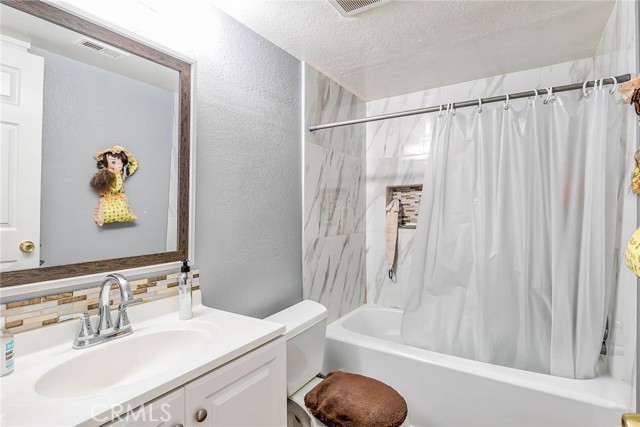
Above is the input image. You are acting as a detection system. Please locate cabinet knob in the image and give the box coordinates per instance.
[195,409,208,422]
[174,424,184,427]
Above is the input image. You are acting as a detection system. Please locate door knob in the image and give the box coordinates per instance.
[195,408,207,422]
[19,240,35,253]
[623,414,640,427]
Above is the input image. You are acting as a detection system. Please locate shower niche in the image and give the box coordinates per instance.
[385,185,422,229]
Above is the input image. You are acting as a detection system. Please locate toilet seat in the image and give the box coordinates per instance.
[288,377,327,427]
[289,376,412,427]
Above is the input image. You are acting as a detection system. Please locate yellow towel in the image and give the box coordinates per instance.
[624,227,640,277]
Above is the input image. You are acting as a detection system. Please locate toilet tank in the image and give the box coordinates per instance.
[265,300,328,396]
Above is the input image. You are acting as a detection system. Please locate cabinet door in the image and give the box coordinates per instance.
[185,337,286,427]
[102,388,185,427]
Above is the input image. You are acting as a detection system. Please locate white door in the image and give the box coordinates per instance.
[0,39,44,271]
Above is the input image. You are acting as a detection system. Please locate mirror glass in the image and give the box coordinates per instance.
[0,1,191,287]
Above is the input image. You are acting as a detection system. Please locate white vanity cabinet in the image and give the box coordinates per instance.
[103,389,186,427]
[1,295,287,427]
[185,337,286,426]
[102,337,286,427]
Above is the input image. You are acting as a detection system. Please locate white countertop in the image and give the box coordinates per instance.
[0,291,285,427]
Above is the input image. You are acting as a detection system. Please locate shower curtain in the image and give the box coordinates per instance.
[401,86,626,379]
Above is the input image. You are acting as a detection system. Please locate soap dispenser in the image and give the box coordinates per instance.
[178,260,193,320]
[1,317,14,376]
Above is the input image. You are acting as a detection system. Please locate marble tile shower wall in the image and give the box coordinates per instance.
[304,64,366,322]
[366,58,595,308]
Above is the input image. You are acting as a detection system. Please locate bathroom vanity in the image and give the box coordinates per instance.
[0,292,287,427]
[104,338,284,427]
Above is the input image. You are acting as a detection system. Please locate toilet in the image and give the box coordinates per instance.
[265,300,329,427]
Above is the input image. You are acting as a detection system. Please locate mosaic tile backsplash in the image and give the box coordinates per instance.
[0,270,200,334]
[388,185,423,227]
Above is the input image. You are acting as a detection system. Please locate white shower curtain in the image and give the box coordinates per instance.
[401,86,625,379]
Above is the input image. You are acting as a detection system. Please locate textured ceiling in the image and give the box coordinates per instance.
[211,0,615,101]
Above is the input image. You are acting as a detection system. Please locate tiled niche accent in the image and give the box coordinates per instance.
[387,185,423,228]
[0,270,200,334]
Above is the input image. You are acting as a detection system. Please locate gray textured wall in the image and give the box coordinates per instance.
[101,3,304,317]
[33,47,175,268]
[189,8,303,317]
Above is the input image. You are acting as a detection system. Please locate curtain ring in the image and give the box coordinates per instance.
[504,94,510,110]
[609,76,618,94]
[477,98,483,113]
[544,87,554,104]
[450,102,456,116]
[437,104,443,118]
[530,89,539,105]
[583,80,592,98]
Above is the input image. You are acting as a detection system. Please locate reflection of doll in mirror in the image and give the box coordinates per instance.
[90,145,138,226]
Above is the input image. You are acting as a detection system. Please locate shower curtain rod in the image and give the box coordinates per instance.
[308,74,632,132]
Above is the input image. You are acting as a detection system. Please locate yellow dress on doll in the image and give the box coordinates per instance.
[93,172,137,226]
[90,145,138,226]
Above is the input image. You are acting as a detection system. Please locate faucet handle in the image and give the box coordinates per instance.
[59,311,95,338]
[121,297,143,308]
[114,298,143,330]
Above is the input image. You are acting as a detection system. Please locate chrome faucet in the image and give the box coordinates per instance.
[60,273,142,349]
[97,273,138,333]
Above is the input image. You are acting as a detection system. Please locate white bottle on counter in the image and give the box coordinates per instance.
[1,317,14,376]
[178,260,193,320]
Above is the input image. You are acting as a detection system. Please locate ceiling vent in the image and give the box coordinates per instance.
[327,0,390,17]
[74,37,129,60]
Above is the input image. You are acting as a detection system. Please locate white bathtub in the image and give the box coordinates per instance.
[322,305,628,427]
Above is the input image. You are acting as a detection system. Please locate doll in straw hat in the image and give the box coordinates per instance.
[90,144,138,226]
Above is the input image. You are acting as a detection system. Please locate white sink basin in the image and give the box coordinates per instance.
[35,329,208,398]
[1,293,285,427]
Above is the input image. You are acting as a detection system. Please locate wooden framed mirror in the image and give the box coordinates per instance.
[0,0,191,287]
